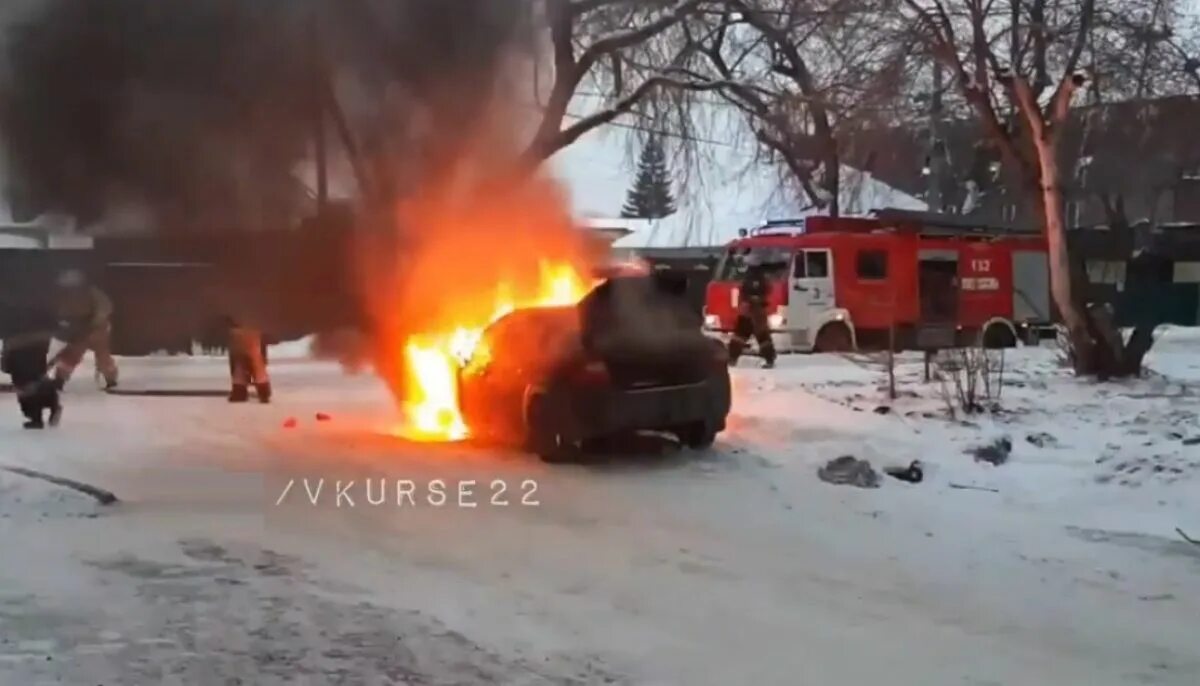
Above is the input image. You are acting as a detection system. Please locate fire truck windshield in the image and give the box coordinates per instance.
[714,247,791,282]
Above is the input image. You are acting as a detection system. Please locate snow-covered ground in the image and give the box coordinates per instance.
[2,332,1199,684]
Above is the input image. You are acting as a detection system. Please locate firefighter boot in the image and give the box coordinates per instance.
[761,344,777,369]
[228,384,250,403]
[255,382,272,404]
[48,401,63,427]
[22,406,44,430]
[18,388,44,428]
[727,337,747,367]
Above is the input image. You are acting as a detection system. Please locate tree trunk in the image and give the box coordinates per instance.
[1033,131,1157,378]
[823,143,840,218]
[1031,131,1096,374]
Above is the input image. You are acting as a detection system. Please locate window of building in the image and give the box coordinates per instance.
[1173,261,1200,283]
[1085,260,1126,285]
[856,250,888,280]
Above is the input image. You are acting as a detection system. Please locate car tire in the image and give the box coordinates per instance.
[581,436,617,454]
[680,421,718,450]
[526,393,575,463]
[535,434,577,463]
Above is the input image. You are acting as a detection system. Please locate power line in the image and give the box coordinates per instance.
[562,111,739,146]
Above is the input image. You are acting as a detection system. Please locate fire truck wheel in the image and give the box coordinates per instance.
[981,322,1018,349]
[814,323,853,353]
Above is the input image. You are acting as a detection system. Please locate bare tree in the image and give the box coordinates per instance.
[1090,0,1200,98]
[670,0,916,215]
[900,0,1172,378]
[522,0,710,165]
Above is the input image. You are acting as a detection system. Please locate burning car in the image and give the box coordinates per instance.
[456,272,732,462]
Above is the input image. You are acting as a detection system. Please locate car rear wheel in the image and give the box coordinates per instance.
[680,421,718,450]
[534,433,578,463]
[526,393,577,463]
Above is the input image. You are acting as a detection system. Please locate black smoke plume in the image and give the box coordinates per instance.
[0,0,537,232]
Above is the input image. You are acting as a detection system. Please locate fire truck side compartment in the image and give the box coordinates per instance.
[1012,250,1051,322]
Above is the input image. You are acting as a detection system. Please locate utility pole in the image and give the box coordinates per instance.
[310,12,328,215]
[928,61,947,214]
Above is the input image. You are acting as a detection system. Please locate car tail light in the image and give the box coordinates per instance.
[572,359,611,385]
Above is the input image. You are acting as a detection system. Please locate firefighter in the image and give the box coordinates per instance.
[2,306,63,429]
[727,253,777,369]
[52,270,119,390]
[225,316,272,403]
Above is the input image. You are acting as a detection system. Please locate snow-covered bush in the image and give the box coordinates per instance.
[933,346,1005,419]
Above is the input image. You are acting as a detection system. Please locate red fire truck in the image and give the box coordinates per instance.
[702,210,1054,353]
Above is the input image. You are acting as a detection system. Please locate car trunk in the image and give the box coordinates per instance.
[578,274,718,388]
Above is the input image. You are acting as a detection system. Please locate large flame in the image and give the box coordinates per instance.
[352,153,611,443]
[396,260,593,441]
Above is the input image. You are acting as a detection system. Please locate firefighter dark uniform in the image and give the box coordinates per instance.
[2,309,63,429]
[226,317,272,403]
[728,263,777,368]
[52,271,119,389]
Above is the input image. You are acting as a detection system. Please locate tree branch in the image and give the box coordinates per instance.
[755,128,826,209]
[523,74,729,164]
[906,0,1033,180]
[1045,0,1094,125]
[577,0,702,74]
[1010,75,1046,140]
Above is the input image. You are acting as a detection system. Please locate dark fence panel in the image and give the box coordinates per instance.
[3,222,363,355]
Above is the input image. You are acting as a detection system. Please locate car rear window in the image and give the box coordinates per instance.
[481,307,578,362]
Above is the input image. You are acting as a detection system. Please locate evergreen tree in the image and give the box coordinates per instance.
[620,137,677,219]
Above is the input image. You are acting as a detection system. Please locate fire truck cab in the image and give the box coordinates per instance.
[703,212,1053,353]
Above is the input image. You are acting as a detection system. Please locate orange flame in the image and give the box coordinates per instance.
[395,260,593,441]
[353,163,610,443]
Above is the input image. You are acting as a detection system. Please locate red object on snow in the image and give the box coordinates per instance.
[315,412,331,422]
[283,418,298,429]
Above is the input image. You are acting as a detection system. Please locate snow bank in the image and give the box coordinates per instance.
[269,336,316,360]
[0,470,102,522]
[747,340,1200,540]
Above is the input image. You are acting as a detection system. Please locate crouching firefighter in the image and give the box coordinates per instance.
[225,317,272,403]
[52,270,119,390]
[727,255,777,369]
[2,308,63,429]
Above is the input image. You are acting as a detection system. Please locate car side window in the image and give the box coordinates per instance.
[792,252,806,278]
[805,251,829,278]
